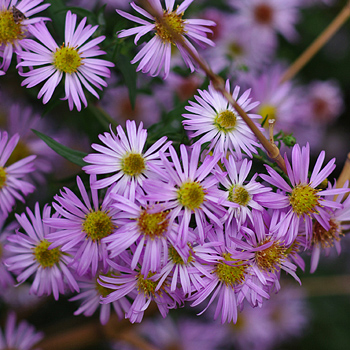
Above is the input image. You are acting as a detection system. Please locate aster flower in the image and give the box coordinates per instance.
[5,203,79,300]
[309,182,350,273]
[83,120,170,202]
[259,143,348,244]
[182,80,261,159]
[230,0,300,47]
[0,312,43,350]
[17,11,114,111]
[0,0,50,72]
[143,143,226,246]
[70,268,131,325]
[99,258,182,323]
[0,131,36,216]
[116,0,215,79]
[45,175,119,277]
[217,156,271,229]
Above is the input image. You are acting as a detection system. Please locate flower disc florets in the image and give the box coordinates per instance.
[137,272,159,297]
[259,104,277,123]
[254,4,274,24]
[137,209,169,238]
[215,254,246,286]
[121,152,146,177]
[229,185,251,206]
[34,239,61,268]
[82,210,114,241]
[96,272,115,298]
[255,240,286,271]
[177,181,206,211]
[312,219,342,249]
[0,9,24,44]
[0,167,7,189]
[289,184,320,216]
[214,110,237,133]
[155,10,185,44]
[168,245,193,265]
[53,44,82,74]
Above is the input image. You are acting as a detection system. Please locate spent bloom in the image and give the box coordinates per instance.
[17,10,114,111]
[182,80,261,159]
[5,203,79,300]
[0,131,36,216]
[0,0,50,72]
[117,0,215,79]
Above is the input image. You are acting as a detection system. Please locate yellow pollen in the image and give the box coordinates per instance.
[155,10,185,44]
[177,181,206,211]
[136,272,159,297]
[33,240,61,268]
[0,167,7,189]
[214,253,246,286]
[312,219,342,249]
[0,9,25,45]
[214,110,237,133]
[255,240,286,271]
[168,245,193,265]
[259,104,277,126]
[121,152,146,177]
[289,184,320,217]
[228,185,250,206]
[53,43,82,74]
[82,210,114,241]
[137,209,169,238]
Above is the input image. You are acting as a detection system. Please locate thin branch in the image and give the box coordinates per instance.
[281,1,350,83]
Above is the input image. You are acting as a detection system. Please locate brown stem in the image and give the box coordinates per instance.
[280,1,350,83]
[136,0,287,174]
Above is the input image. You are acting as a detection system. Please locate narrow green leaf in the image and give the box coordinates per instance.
[32,130,88,167]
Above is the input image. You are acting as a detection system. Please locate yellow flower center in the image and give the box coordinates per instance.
[34,240,61,268]
[312,218,342,249]
[155,10,185,44]
[214,110,237,133]
[96,271,115,297]
[168,245,193,265]
[0,9,25,45]
[214,253,246,286]
[228,185,250,206]
[289,184,320,217]
[255,240,286,271]
[53,44,82,74]
[137,209,169,238]
[228,42,244,58]
[82,210,114,241]
[0,167,7,189]
[259,104,277,126]
[121,152,146,177]
[177,181,206,211]
[136,272,159,297]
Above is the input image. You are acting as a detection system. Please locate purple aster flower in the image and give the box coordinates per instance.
[70,268,131,325]
[99,258,182,323]
[0,312,43,350]
[83,120,170,202]
[309,182,350,273]
[230,0,300,47]
[217,156,271,229]
[259,143,348,244]
[0,131,36,216]
[182,80,261,159]
[17,10,114,111]
[188,240,269,324]
[116,0,215,79]
[5,203,79,300]
[0,0,50,72]
[103,193,179,276]
[143,143,225,246]
[45,175,119,277]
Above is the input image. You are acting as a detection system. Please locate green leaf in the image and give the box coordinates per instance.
[32,130,88,167]
[115,53,137,109]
